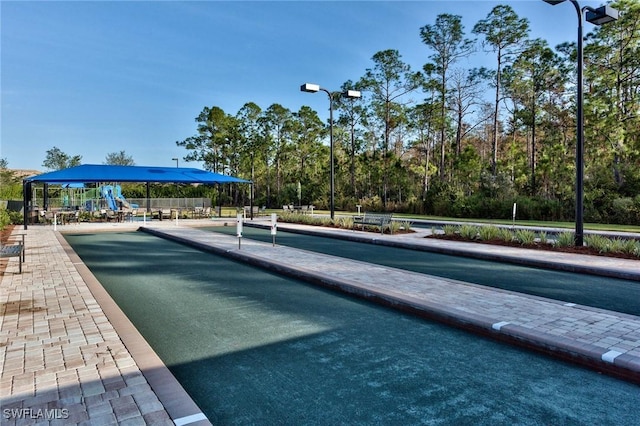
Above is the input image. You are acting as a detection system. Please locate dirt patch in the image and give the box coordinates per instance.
[427,233,640,260]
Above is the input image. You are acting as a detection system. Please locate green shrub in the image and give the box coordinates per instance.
[583,235,640,255]
[538,231,548,245]
[621,239,640,257]
[478,225,500,241]
[610,197,640,225]
[515,229,536,245]
[9,211,22,225]
[320,217,334,227]
[384,220,412,234]
[607,238,628,254]
[496,227,514,243]
[442,225,457,236]
[555,232,575,247]
[358,196,384,212]
[399,220,412,231]
[0,209,10,229]
[337,216,354,229]
[459,224,479,240]
[387,220,403,234]
[585,234,610,253]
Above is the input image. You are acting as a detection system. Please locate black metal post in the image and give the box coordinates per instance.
[302,83,360,220]
[544,1,619,245]
[573,0,585,247]
[326,90,335,220]
[314,88,336,220]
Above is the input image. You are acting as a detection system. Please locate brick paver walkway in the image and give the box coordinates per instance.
[1,224,210,426]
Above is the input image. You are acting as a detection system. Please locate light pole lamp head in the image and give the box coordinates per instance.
[342,90,361,99]
[542,0,565,5]
[586,5,619,25]
[300,83,320,93]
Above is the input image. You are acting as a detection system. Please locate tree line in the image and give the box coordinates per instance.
[4,2,638,225]
[174,1,639,224]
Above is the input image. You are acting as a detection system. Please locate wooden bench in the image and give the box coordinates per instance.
[353,212,394,234]
[1,237,24,274]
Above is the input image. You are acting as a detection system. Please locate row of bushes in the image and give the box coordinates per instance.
[333,193,640,226]
[278,212,413,234]
[0,209,23,229]
[440,224,640,258]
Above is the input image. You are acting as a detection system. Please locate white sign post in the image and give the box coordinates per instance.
[270,213,277,246]
[512,203,517,228]
[237,213,243,249]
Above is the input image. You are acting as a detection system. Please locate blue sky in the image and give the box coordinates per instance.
[1,0,608,171]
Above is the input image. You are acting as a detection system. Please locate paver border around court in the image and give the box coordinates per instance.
[55,233,212,426]
[0,224,212,426]
[242,221,640,282]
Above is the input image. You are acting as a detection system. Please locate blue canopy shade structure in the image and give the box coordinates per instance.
[24,164,250,184]
[22,164,252,229]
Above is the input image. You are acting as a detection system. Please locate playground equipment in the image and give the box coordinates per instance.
[99,185,138,210]
[83,185,138,212]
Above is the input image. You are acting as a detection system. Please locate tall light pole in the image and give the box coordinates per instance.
[301,83,361,219]
[171,157,179,193]
[542,1,618,246]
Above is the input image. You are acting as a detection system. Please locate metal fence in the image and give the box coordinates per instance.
[126,198,212,210]
[35,197,211,211]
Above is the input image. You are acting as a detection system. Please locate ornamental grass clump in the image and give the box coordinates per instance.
[584,234,610,253]
[399,220,413,232]
[281,213,307,224]
[478,225,500,241]
[387,220,403,234]
[622,239,640,257]
[607,237,629,254]
[443,225,457,236]
[459,224,480,240]
[514,229,536,245]
[320,217,334,227]
[337,216,354,229]
[496,227,514,243]
[538,231,549,245]
[585,235,640,256]
[555,232,575,247]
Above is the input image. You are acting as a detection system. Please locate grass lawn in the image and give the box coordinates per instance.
[259,208,640,234]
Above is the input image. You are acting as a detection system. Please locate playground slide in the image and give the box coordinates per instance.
[114,185,138,209]
[97,185,139,210]
[101,186,118,210]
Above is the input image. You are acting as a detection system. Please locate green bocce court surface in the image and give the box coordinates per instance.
[208,225,640,316]
[64,231,640,425]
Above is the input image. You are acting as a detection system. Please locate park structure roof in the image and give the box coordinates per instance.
[24,164,250,184]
